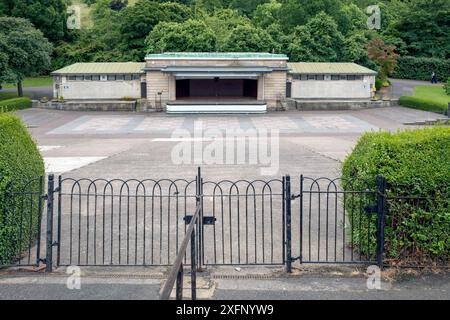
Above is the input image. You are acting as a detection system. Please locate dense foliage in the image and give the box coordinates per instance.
[444,78,450,96]
[1,0,449,79]
[0,114,45,265]
[0,97,32,113]
[392,56,450,82]
[342,128,450,265]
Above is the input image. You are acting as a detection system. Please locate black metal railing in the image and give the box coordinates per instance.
[2,169,447,273]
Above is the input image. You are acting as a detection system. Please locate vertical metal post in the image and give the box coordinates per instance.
[36,176,43,265]
[376,175,387,269]
[299,175,303,264]
[56,176,62,267]
[285,175,292,273]
[176,263,183,300]
[196,167,202,270]
[45,175,54,272]
[191,227,197,300]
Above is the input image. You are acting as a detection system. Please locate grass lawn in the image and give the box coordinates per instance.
[2,77,52,89]
[0,91,32,101]
[399,85,449,114]
[413,85,449,105]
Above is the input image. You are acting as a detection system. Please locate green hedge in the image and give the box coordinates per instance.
[0,98,32,113]
[342,127,450,265]
[398,96,448,114]
[392,56,450,81]
[0,114,45,265]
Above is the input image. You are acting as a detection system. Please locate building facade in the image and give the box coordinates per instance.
[287,62,377,99]
[51,54,377,113]
[52,62,146,100]
[144,52,288,112]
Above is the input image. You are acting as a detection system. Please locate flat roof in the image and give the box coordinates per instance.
[145,52,289,60]
[288,62,377,75]
[52,62,146,75]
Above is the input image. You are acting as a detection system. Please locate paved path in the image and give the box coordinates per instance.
[0,86,53,100]
[389,78,443,99]
[0,270,448,300]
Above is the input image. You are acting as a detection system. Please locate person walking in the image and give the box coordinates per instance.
[431,72,438,84]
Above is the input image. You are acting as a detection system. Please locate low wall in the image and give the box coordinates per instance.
[32,100,137,112]
[288,99,393,111]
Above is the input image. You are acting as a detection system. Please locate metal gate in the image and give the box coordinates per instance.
[1,169,390,272]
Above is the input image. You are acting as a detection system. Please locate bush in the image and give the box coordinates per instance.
[342,128,450,265]
[0,114,45,264]
[392,56,450,81]
[0,98,32,113]
[444,77,450,96]
[398,96,447,113]
[375,77,382,91]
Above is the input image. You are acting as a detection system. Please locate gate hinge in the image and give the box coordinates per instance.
[289,256,301,262]
[291,194,301,200]
[42,194,48,200]
[52,241,59,247]
[184,215,216,225]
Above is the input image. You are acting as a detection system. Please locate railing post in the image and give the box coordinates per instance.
[45,174,55,272]
[196,166,203,270]
[176,263,183,300]
[36,176,44,265]
[285,175,292,273]
[191,227,197,300]
[56,176,62,267]
[376,175,387,269]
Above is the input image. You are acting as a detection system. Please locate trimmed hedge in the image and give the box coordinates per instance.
[392,56,450,81]
[0,114,45,264]
[342,127,450,265]
[0,97,32,113]
[398,96,448,114]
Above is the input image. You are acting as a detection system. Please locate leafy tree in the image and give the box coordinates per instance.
[288,12,345,62]
[335,3,367,36]
[146,19,216,53]
[118,0,193,60]
[366,38,399,82]
[203,8,251,51]
[4,0,68,42]
[252,0,281,29]
[228,0,269,15]
[0,17,53,96]
[393,0,450,58]
[342,31,370,63]
[279,0,344,30]
[222,23,275,52]
[109,0,128,11]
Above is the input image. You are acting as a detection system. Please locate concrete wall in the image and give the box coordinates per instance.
[263,71,287,109]
[33,100,137,111]
[291,75,375,99]
[55,76,141,100]
[146,71,170,108]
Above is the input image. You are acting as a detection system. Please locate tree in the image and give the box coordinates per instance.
[252,0,281,29]
[287,12,345,62]
[109,0,128,11]
[145,19,217,53]
[279,0,344,30]
[0,17,53,96]
[393,0,450,58]
[4,0,68,43]
[118,0,193,60]
[366,38,399,82]
[222,23,275,52]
